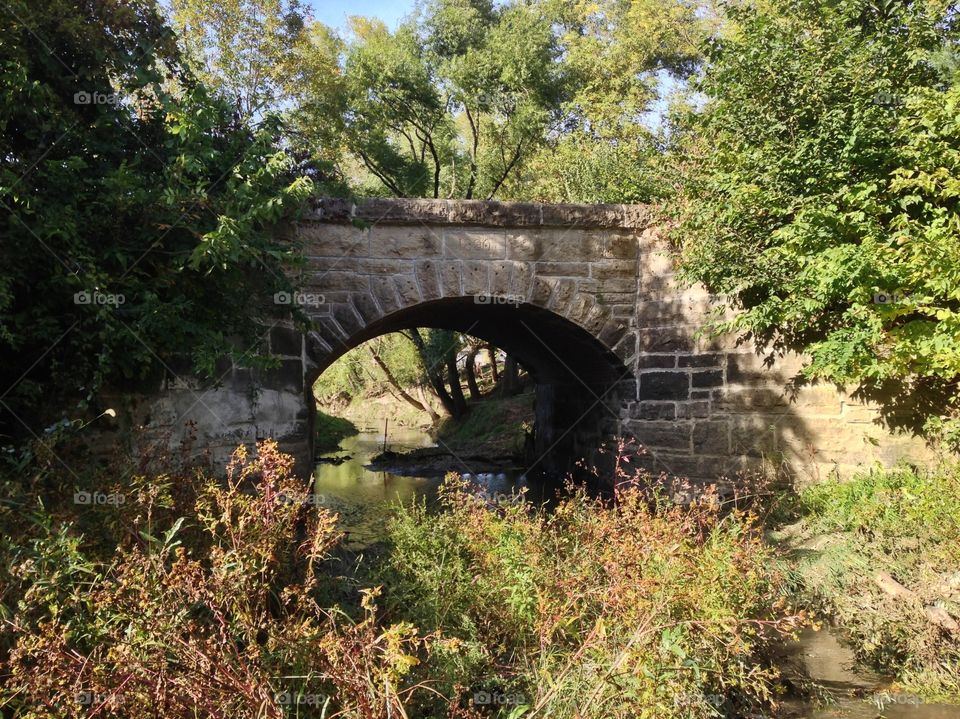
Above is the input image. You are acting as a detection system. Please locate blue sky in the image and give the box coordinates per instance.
[307,0,416,34]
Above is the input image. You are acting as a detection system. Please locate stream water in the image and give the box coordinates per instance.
[312,427,528,548]
[313,428,960,719]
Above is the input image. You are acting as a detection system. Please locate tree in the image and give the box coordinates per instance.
[167,0,309,121]
[501,0,710,203]
[0,0,311,439]
[293,0,569,199]
[670,0,960,442]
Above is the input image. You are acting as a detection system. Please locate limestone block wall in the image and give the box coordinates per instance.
[119,198,940,485]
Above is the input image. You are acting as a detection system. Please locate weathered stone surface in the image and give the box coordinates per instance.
[679,353,722,368]
[393,275,421,306]
[639,371,690,401]
[415,260,441,301]
[691,370,724,388]
[632,420,692,450]
[462,260,489,296]
[438,261,462,296]
[444,228,507,259]
[369,277,401,314]
[637,355,677,369]
[368,225,442,258]
[692,420,730,455]
[630,401,676,420]
[136,199,942,485]
[637,328,696,353]
[270,326,301,357]
[677,401,711,419]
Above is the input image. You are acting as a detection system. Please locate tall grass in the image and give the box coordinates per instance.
[0,437,806,718]
[790,463,960,700]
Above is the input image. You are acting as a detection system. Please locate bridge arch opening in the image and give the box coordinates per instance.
[304,298,633,479]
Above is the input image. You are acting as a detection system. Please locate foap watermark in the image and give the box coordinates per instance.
[273,291,325,308]
[873,691,921,709]
[275,691,329,706]
[76,690,126,706]
[475,293,523,307]
[873,290,913,304]
[74,490,125,506]
[872,91,903,110]
[473,690,526,706]
[74,289,125,306]
[274,491,329,507]
[73,90,122,106]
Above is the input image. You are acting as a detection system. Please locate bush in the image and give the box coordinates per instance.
[378,471,806,718]
[1,437,807,718]
[790,463,960,700]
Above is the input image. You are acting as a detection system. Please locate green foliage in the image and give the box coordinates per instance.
[313,332,427,404]
[0,0,312,438]
[671,0,960,440]
[378,472,806,718]
[313,410,358,453]
[502,0,709,202]
[789,463,960,699]
[168,0,309,119]
[294,0,569,199]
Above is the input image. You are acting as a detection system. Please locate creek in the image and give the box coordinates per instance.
[313,427,960,719]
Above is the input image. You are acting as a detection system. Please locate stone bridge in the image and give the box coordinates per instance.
[137,198,936,484]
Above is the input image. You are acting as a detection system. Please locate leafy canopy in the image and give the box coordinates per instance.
[0,0,311,436]
[671,0,960,439]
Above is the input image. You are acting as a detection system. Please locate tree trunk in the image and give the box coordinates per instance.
[500,354,520,396]
[367,346,431,415]
[417,385,441,424]
[446,350,468,418]
[487,346,499,383]
[464,349,481,401]
[406,329,458,417]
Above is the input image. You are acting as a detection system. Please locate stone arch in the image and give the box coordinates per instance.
[301,297,634,478]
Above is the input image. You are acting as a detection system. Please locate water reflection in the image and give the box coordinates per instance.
[313,427,527,548]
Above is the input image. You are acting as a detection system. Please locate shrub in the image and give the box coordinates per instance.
[791,463,960,700]
[378,469,807,718]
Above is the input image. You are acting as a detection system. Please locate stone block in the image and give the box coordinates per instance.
[536,261,590,277]
[630,401,676,420]
[438,261,462,296]
[415,260,441,301]
[368,225,442,258]
[330,303,364,338]
[637,354,677,369]
[546,278,577,314]
[639,371,690,400]
[591,260,636,280]
[691,369,724,388]
[729,416,779,458]
[692,420,730,455]
[637,327,696,353]
[310,271,369,293]
[678,353,722,368]
[444,227,507,259]
[677,401,710,419]
[298,223,369,257]
[632,420,691,450]
[598,231,640,260]
[370,277,401,314]
[351,292,382,326]
[270,326,301,357]
[394,275,421,307]
[462,260,489,296]
[490,261,513,296]
[507,229,547,261]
